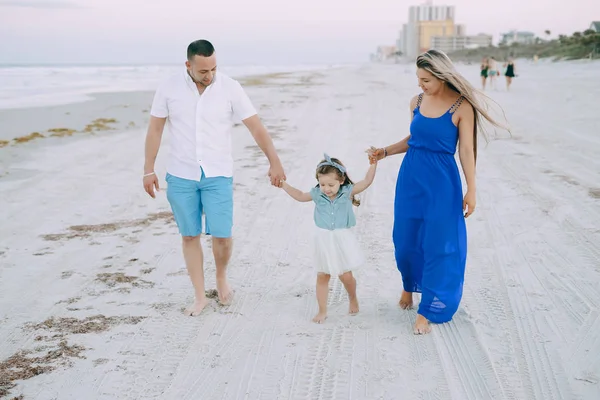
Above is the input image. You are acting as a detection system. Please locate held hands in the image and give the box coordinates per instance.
[366,146,385,165]
[463,190,476,218]
[268,161,286,187]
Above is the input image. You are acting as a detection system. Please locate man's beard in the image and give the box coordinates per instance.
[187,70,213,87]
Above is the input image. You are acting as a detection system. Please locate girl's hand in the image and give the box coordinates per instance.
[463,190,476,218]
[366,146,385,164]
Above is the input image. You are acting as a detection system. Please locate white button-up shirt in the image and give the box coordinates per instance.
[150,70,257,180]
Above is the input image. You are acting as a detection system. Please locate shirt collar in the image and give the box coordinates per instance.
[184,69,218,92]
[317,185,347,200]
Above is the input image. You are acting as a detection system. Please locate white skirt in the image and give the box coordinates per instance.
[312,227,365,276]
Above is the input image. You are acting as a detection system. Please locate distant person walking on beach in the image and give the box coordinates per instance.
[367,50,505,335]
[487,56,499,90]
[143,39,286,316]
[278,154,377,323]
[504,58,516,91]
[480,57,489,90]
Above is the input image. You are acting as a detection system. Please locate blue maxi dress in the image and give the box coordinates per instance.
[393,94,467,324]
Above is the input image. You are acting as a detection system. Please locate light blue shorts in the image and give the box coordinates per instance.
[165,169,233,238]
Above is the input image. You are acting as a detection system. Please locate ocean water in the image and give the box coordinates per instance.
[0,64,336,110]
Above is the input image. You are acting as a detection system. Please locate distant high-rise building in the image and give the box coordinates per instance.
[499,30,536,46]
[455,24,466,37]
[431,33,493,54]
[409,4,455,23]
[396,27,405,55]
[417,19,456,54]
[395,3,494,60]
[402,3,456,59]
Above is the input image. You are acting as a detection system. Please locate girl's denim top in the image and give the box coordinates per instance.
[310,184,356,230]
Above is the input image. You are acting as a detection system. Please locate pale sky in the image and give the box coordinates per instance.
[0,0,598,65]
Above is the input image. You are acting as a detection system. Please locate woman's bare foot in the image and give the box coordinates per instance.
[185,297,210,316]
[216,279,234,306]
[399,291,413,309]
[349,296,359,315]
[413,314,432,335]
[312,312,327,324]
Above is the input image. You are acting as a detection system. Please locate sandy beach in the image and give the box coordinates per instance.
[1,60,599,400]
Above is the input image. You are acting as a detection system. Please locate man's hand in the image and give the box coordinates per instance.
[143,173,160,198]
[268,162,286,187]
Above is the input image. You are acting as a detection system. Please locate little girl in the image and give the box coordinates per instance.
[280,153,377,323]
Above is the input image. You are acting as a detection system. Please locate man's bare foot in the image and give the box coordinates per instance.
[312,312,327,324]
[413,314,432,335]
[185,297,210,316]
[349,297,359,315]
[216,279,234,306]
[399,291,413,310]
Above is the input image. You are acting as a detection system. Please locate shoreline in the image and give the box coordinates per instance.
[0,66,340,149]
[0,90,155,146]
[0,63,343,111]
[0,67,337,179]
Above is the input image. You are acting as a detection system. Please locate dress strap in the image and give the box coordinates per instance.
[448,96,464,114]
[416,93,424,108]
[413,93,423,111]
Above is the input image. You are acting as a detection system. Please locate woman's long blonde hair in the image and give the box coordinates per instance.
[416,49,509,162]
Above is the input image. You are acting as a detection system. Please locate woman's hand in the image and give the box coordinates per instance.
[366,146,385,164]
[463,190,476,218]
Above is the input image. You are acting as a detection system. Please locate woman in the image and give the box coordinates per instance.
[480,57,489,90]
[504,58,516,91]
[367,50,505,335]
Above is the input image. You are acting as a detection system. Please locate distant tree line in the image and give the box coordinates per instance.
[446,28,600,62]
[550,29,600,59]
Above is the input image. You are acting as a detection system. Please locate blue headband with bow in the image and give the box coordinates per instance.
[317,153,346,174]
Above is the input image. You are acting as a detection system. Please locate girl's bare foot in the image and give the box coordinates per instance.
[338,272,358,315]
[413,314,431,335]
[399,291,413,309]
[185,297,210,316]
[216,279,234,306]
[312,312,327,324]
[349,297,359,315]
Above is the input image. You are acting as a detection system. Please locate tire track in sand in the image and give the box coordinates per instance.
[496,151,600,352]
[483,194,574,399]
[434,313,506,400]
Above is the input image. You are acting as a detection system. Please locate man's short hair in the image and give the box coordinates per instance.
[187,40,215,60]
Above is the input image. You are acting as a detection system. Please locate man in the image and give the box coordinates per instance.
[142,39,286,316]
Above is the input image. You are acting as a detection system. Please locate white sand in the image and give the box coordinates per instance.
[1,61,599,399]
